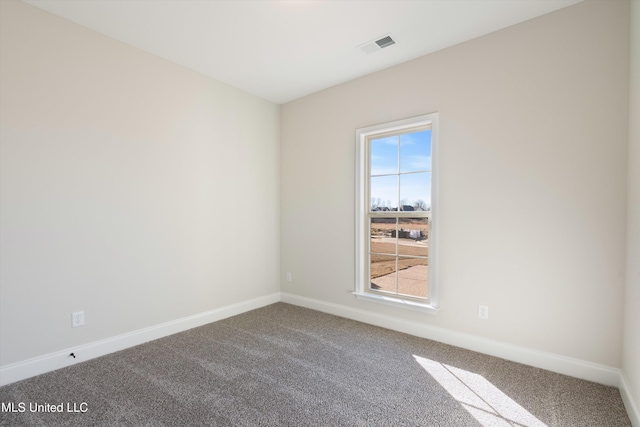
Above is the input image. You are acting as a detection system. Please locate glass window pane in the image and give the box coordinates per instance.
[370,254,396,294]
[400,172,430,211]
[398,218,428,257]
[370,218,396,255]
[400,130,431,173]
[370,136,398,176]
[370,175,398,211]
[397,257,428,298]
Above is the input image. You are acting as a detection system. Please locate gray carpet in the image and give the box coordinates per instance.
[0,303,632,426]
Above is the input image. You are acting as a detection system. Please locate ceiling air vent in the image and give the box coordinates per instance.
[359,34,396,54]
[375,36,395,49]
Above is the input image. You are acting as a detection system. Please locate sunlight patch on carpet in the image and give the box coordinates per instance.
[414,355,548,427]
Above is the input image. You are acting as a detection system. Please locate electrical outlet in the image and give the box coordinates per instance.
[286,272,292,282]
[72,311,84,328]
[478,305,489,320]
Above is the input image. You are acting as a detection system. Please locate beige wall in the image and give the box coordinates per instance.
[0,0,280,365]
[281,0,630,367]
[624,0,640,414]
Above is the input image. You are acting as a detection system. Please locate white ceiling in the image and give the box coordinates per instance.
[24,0,583,105]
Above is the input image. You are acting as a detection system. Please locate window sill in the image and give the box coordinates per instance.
[352,292,439,314]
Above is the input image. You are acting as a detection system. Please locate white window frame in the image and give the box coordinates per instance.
[354,113,439,314]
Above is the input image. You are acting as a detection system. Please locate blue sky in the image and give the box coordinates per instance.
[370,129,432,210]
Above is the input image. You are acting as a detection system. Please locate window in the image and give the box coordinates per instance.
[355,114,439,313]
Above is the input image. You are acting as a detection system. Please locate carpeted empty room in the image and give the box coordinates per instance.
[1,0,639,426]
[0,303,632,426]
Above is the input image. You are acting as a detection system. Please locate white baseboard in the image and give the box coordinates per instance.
[280,292,621,387]
[0,292,280,386]
[620,373,640,427]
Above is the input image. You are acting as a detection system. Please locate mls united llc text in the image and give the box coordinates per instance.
[1,402,88,413]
